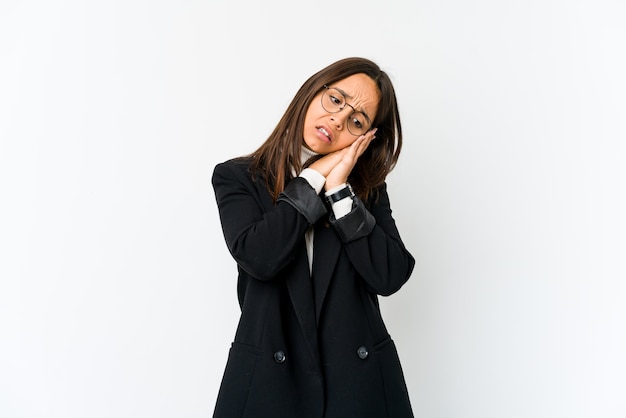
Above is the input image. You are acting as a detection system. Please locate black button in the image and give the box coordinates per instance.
[357,346,368,360]
[274,350,286,363]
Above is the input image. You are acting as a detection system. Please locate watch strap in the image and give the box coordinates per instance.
[326,183,355,204]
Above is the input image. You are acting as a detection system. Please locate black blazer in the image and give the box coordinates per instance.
[212,157,415,418]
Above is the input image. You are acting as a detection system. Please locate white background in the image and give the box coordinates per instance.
[1,0,625,417]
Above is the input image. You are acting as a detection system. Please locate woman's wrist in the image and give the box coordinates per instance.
[324,174,349,191]
[325,183,354,204]
[299,168,326,194]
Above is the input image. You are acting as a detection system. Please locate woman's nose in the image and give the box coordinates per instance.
[329,107,351,129]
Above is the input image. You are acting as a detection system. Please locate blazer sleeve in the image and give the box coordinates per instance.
[212,160,326,281]
[330,183,415,296]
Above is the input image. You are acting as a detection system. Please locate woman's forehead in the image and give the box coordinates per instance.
[330,74,380,111]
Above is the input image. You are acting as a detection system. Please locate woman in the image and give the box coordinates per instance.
[212,57,415,417]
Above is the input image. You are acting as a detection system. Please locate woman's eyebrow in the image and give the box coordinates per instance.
[333,87,353,100]
[333,86,372,121]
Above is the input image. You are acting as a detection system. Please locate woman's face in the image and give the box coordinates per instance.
[303,73,380,154]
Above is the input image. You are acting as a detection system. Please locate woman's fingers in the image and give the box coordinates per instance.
[350,127,377,159]
[325,129,377,189]
[311,128,377,187]
[308,148,348,176]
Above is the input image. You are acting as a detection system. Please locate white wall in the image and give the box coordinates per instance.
[1,1,624,417]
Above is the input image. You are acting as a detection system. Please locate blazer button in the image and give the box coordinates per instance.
[273,350,286,363]
[357,346,369,360]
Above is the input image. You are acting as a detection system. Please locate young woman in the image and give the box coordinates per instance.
[212,57,415,417]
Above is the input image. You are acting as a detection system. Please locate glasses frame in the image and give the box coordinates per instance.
[321,85,372,136]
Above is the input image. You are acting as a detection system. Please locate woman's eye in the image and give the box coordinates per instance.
[352,117,363,128]
[330,95,342,105]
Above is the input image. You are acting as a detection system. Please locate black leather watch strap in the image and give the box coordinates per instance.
[326,183,355,204]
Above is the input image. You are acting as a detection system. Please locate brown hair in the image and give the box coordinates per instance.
[248,57,403,202]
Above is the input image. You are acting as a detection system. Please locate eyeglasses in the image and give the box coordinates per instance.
[321,85,372,136]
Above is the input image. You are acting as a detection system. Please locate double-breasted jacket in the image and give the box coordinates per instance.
[211,157,415,417]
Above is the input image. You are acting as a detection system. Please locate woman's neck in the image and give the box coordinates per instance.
[301,145,318,163]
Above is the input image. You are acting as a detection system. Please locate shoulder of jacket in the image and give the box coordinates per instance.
[214,156,253,175]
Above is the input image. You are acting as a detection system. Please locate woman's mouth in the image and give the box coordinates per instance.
[318,127,331,141]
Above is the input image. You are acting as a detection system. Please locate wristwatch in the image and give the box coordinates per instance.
[326,183,355,204]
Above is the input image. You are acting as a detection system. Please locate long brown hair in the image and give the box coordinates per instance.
[248,57,403,202]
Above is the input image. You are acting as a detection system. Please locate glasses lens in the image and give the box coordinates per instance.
[348,112,368,136]
[322,88,344,113]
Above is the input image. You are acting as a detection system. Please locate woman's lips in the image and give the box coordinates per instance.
[317,127,332,143]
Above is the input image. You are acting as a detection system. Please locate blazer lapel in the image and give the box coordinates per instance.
[312,221,341,323]
[285,243,322,368]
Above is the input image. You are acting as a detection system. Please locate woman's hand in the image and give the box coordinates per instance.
[308,148,349,178]
[319,128,377,190]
